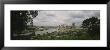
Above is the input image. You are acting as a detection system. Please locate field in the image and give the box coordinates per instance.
[13,26,100,40]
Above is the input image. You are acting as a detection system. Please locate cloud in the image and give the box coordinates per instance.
[33,10,100,26]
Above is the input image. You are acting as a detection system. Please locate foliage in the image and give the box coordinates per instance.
[81,17,100,36]
[15,28,99,40]
[11,10,38,40]
[30,30,98,40]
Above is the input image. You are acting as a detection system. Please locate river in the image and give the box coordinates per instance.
[35,28,58,35]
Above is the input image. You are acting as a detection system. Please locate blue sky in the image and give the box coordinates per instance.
[33,10,100,26]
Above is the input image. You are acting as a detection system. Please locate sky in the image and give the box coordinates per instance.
[33,10,100,26]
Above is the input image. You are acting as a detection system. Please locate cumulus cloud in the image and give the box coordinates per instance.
[33,10,100,26]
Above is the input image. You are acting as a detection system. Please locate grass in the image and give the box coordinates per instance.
[31,28,99,40]
[12,27,100,40]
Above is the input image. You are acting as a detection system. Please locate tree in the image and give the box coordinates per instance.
[27,10,38,26]
[81,17,100,36]
[11,11,27,33]
[11,10,38,40]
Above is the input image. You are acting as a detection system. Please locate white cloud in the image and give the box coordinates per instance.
[33,10,100,26]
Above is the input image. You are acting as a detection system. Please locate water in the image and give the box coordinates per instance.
[35,28,58,35]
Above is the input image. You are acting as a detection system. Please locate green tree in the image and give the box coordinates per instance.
[11,10,38,40]
[27,10,38,26]
[81,17,100,36]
